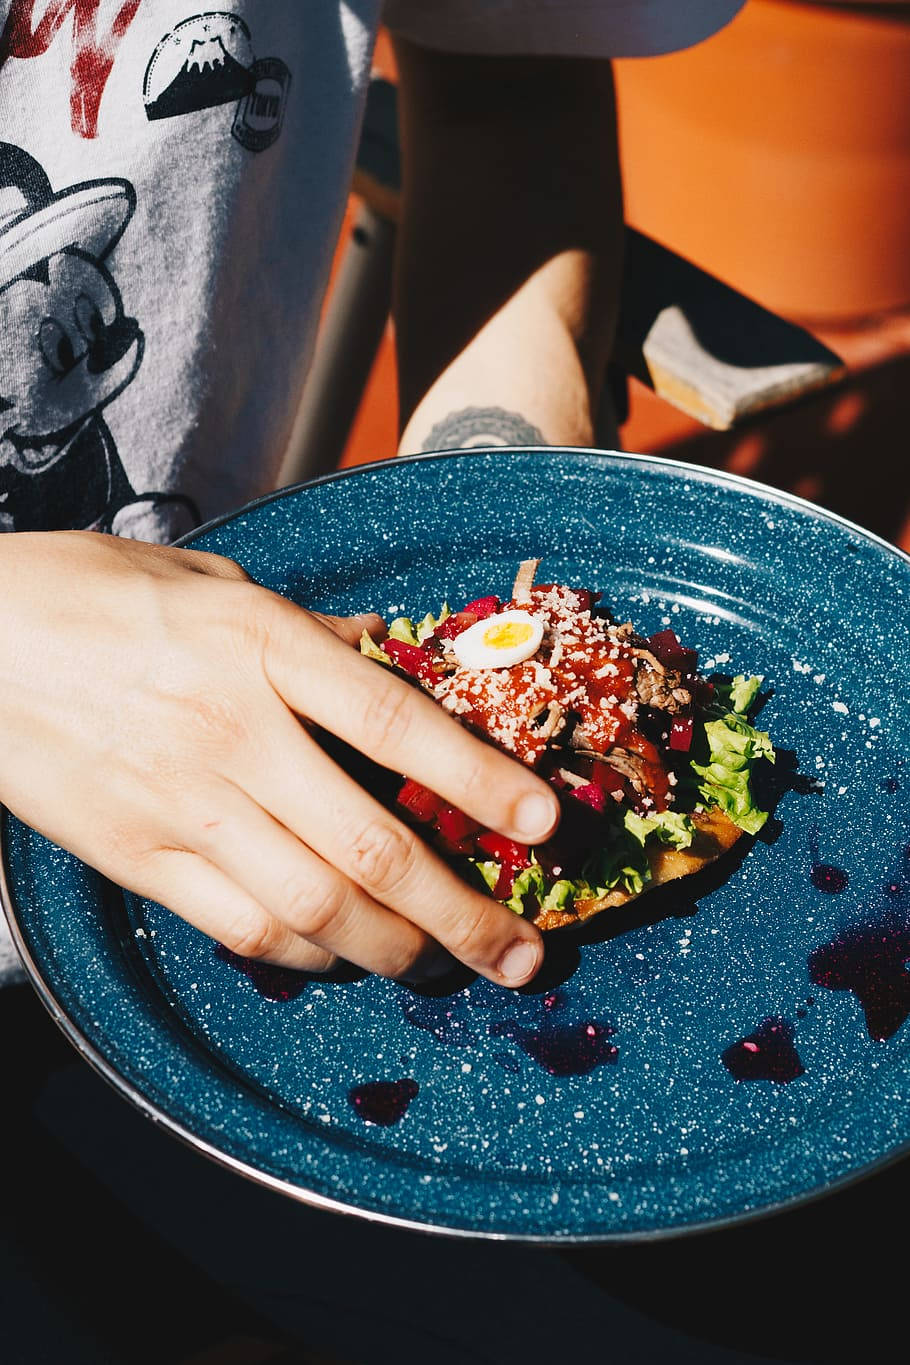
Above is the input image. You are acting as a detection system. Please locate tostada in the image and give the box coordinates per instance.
[360,560,775,930]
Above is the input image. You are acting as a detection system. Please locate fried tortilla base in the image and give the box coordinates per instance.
[532,806,743,931]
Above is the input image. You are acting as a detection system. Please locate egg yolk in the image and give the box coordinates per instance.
[482,621,535,651]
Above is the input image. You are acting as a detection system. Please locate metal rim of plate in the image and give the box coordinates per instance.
[2,445,909,1245]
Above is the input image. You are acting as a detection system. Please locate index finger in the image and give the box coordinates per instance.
[264,600,560,845]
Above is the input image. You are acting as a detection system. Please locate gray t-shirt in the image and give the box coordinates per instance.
[0,0,742,982]
[0,1,382,542]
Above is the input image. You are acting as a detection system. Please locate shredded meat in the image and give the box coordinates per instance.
[628,646,666,673]
[534,700,566,741]
[595,746,652,795]
[635,661,692,713]
[557,766,589,789]
[566,743,652,796]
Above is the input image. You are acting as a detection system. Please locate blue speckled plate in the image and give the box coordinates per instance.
[4,448,910,1242]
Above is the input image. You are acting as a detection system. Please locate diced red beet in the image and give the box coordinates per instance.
[648,629,698,676]
[437,834,476,856]
[437,834,477,856]
[434,611,479,640]
[435,806,482,845]
[669,716,695,752]
[567,782,608,812]
[461,595,500,618]
[694,679,715,707]
[397,779,445,823]
[476,832,531,869]
[492,864,514,898]
[382,639,439,682]
[648,628,681,661]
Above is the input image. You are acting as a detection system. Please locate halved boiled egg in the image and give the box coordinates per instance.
[452,610,544,669]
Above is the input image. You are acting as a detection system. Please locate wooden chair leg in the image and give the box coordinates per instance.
[280,202,397,486]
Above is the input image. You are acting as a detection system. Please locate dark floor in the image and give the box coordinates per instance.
[3,980,910,1365]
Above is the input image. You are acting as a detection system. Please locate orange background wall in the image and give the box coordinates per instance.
[324,26,910,554]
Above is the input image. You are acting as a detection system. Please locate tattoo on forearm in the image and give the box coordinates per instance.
[420,407,547,452]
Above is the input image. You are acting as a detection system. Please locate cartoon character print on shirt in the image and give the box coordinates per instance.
[143,12,291,152]
[0,142,199,539]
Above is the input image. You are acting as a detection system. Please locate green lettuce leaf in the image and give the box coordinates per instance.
[416,604,450,643]
[582,830,649,898]
[473,860,501,893]
[714,673,764,715]
[359,630,391,665]
[505,864,548,916]
[540,879,576,913]
[388,617,419,645]
[624,808,695,850]
[691,711,775,835]
[477,805,695,916]
[387,604,451,646]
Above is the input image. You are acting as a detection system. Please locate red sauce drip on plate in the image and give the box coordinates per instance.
[810,862,849,894]
[348,1079,419,1126]
[808,830,849,894]
[489,1016,618,1075]
[722,1017,805,1083]
[214,944,310,1001]
[808,922,910,1041]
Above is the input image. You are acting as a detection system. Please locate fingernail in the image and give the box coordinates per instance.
[497,939,541,985]
[513,791,559,841]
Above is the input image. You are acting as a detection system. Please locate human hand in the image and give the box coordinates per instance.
[0,533,559,986]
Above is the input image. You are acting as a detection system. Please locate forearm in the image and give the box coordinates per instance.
[398,250,609,452]
[391,39,624,453]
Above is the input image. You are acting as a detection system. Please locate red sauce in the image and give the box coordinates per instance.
[434,584,674,809]
[446,660,560,767]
